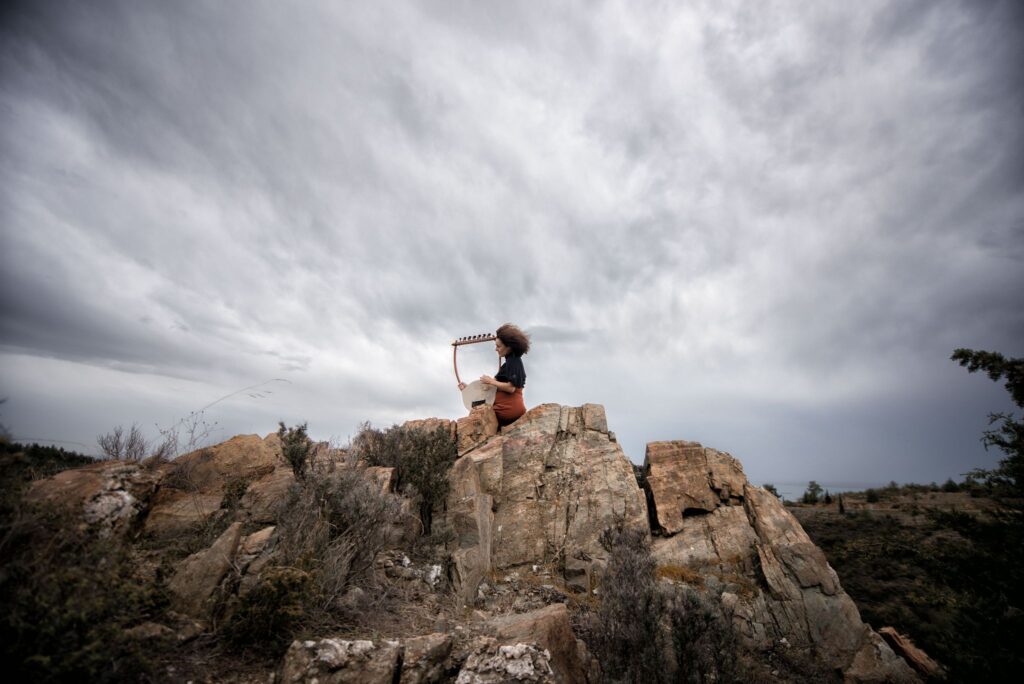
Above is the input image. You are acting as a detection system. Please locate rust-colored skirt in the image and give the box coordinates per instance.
[493,387,526,426]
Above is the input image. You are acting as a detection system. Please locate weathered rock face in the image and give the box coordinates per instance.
[483,604,595,684]
[145,433,284,536]
[456,642,555,683]
[279,638,403,684]
[167,521,244,619]
[25,460,160,535]
[644,441,918,683]
[445,403,648,599]
[878,627,945,680]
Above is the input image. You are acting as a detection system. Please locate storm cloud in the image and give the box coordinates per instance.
[2,0,1022,486]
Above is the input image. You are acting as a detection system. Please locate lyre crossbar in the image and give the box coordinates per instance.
[451,333,498,386]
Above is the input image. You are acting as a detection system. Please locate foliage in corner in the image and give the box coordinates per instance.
[0,505,167,682]
[952,348,1024,498]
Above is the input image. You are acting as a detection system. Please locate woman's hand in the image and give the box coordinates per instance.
[479,375,495,386]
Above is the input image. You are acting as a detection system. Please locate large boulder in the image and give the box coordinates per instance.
[167,521,243,619]
[456,406,499,455]
[144,433,283,537]
[400,632,454,684]
[445,403,648,600]
[456,641,555,683]
[644,441,918,683]
[25,460,161,536]
[279,638,403,684]
[483,604,595,684]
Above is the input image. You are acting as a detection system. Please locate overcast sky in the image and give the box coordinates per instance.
[2,0,1022,486]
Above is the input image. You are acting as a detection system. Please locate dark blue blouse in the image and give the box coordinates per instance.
[495,354,526,388]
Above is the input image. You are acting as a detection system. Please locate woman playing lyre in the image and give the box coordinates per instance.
[459,323,530,426]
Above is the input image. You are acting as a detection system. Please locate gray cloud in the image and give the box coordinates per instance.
[1,0,1022,483]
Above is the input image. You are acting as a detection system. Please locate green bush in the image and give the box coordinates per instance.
[0,504,168,682]
[865,488,880,503]
[222,567,312,654]
[278,421,313,480]
[353,422,457,535]
[276,466,402,609]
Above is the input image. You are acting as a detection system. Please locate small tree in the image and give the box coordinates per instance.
[97,424,149,461]
[838,493,846,514]
[278,422,313,480]
[352,423,457,535]
[763,483,780,498]
[802,481,823,504]
[952,348,1024,498]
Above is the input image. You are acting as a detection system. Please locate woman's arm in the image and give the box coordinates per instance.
[480,375,517,393]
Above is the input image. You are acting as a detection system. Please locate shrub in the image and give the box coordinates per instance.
[762,483,780,498]
[666,585,736,683]
[584,525,743,683]
[589,525,665,683]
[97,423,149,461]
[0,504,167,682]
[353,422,457,535]
[278,421,313,480]
[275,466,402,610]
[866,489,880,503]
[222,567,312,654]
[941,478,961,493]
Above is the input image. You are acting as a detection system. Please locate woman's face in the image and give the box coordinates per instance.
[495,337,510,357]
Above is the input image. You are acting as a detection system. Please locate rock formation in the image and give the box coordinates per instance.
[21,402,928,682]
[643,440,918,682]
[25,459,160,535]
[445,403,648,599]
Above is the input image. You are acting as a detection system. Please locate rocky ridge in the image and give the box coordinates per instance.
[25,403,921,682]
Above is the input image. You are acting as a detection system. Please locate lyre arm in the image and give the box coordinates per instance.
[451,333,499,386]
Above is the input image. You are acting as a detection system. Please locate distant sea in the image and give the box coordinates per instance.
[768,482,885,502]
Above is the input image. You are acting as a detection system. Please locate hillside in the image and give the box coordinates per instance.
[790,488,1023,682]
[2,405,923,683]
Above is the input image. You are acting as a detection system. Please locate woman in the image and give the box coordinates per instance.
[463,323,530,426]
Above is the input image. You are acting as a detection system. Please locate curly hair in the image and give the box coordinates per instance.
[496,323,531,356]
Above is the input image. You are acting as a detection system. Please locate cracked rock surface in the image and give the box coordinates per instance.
[445,403,648,598]
[644,440,919,683]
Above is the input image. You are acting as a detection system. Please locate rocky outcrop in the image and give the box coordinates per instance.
[456,642,555,683]
[167,521,243,619]
[400,633,454,684]
[483,604,595,684]
[643,441,919,683]
[144,433,283,537]
[279,638,403,684]
[879,627,945,680]
[445,403,648,599]
[25,459,160,535]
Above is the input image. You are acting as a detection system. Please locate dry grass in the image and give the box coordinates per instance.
[655,563,704,585]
